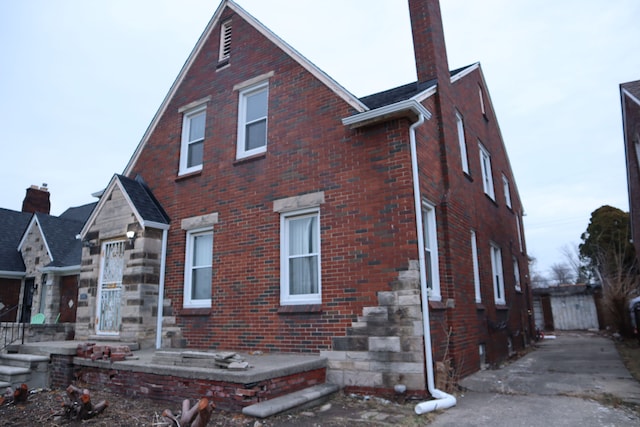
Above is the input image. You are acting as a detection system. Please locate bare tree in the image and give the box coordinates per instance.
[560,244,588,283]
[549,262,574,286]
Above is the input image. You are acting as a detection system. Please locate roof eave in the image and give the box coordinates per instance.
[0,270,25,279]
[41,265,80,275]
[342,99,432,129]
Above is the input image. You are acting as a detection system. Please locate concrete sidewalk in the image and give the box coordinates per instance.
[429,331,640,427]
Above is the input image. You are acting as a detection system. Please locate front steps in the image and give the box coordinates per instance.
[0,353,50,389]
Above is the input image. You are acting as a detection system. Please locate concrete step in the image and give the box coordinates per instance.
[0,365,30,388]
[0,353,50,389]
[0,381,10,388]
[242,383,339,418]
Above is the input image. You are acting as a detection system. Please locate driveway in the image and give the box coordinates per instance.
[429,331,640,426]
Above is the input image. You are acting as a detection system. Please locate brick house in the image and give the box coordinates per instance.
[77,0,532,395]
[621,80,640,263]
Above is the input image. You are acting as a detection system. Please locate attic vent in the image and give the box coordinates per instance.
[219,20,232,62]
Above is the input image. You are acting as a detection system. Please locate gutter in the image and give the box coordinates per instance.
[155,228,169,349]
[408,114,457,415]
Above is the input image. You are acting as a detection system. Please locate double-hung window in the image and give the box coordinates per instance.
[422,201,441,301]
[471,230,481,303]
[513,256,521,292]
[502,174,512,208]
[479,142,495,199]
[490,243,505,305]
[179,105,206,175]
[456,111,469,174]
[237,81,268,159]
[184,228,213,308]
[281,210,321,305]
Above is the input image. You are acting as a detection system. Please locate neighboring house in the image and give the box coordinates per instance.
[532,284,600,331]
[78,0,532,395]
[0,185,95,326]
[621,79,640,264]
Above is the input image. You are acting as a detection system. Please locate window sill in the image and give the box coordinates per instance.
[495,304,509,311]
[179,307,211,316]
[278,304,322,314]
[176,170,202,181]
[234,152,266,166]
[484,193,498,206]
[476,303,485,310]
[428,300,447,310]
[463,172,473,182]
[216,59,230,70]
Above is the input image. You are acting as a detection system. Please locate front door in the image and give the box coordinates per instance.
[96,241,126,335]
[20,278,35,323]
[59,275,78,323]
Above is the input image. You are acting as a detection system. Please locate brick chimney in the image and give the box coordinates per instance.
[408,0,450,84]
[22,184,51,214]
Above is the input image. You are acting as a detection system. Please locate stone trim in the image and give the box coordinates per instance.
[181,213,219,231]
[177,96,211,113]
[273,191,325,213]
[233,71,274,92]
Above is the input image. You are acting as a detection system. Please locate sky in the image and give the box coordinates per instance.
[1,0,638,279]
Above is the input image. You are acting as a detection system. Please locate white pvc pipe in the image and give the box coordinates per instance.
[155,228,169,349]
[408,114,457,415]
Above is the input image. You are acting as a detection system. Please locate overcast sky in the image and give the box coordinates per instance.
[1,0,638,278]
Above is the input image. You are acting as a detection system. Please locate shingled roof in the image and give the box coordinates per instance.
[359,64,474,110]
[117,175,170,226]
[35,213,86,268]
[0,208,31,273]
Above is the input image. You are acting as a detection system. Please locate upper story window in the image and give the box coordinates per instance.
[516,213,524,253]
[422,201,441,301]
[237,81,268,159]
[471,230,481,303]
[490,243,505,305]
[184,228,213,308]
[219,20,231,62]
[280,209,321,305]
[513,256,521,292]
[456,111,469,174]
[479,142,495,200]
[178,99,209,176]
[479,84,486,117]
[502,174,512,208]
[635,136,640,174]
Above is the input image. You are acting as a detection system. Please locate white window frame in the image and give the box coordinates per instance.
[516,213,524,253]
[456,111,469,174]
[471,230,481,303]
[280,209,321,305]
[179,105,206,176]
[513,256,521,292]
[490,243,505,305]
[183,227,213,308]
[237,81,268,159]
[634,137,640,174]
[422,201,441,301]
[479,142,495,199]
[479,84,486,116]
[219,20,231,62]
[502,174,512,208]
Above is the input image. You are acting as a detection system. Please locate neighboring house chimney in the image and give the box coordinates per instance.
[22,184,51,214]
[408,0,450,84]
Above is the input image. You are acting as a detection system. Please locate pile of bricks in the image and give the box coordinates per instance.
[76,342,134,362]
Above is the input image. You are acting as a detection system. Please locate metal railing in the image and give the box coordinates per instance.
[0,304,25,353]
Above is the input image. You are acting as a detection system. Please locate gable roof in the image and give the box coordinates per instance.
[80,174,170,239]
[33,214,86,268]
[0,208,31,275]
[123,0,367,177]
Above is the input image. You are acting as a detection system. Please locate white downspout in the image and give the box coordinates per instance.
[409,114,457,414]
[155,228,169,349]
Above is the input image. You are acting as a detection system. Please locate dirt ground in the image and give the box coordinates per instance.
[0,387,429,427]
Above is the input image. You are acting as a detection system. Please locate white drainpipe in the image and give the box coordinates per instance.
[409,114,457,414]
[155,228,169,349]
